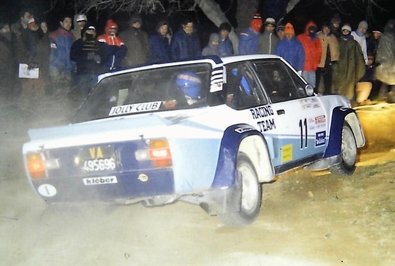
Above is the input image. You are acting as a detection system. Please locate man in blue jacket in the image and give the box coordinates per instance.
[49,15,75,96]
[238,14,262,55]
[275,23,305,73]
[170,17,201,61]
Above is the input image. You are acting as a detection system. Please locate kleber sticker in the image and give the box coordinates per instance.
[281,144,293,163]
[315,131,326,146]
[38,184,57,197]
[83,176,118,186]
[109,101,161,116]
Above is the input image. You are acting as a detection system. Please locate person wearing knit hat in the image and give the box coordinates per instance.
[351,20,369,64]
[297,21,322,87]
[332,23,365,100]
[258,17,278,54]
[97,19,127,71]
[275,22,305,72]
[238,13,262,55]
[120,13,149,66]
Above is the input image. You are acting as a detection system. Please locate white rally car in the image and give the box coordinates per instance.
[23,55,365,226]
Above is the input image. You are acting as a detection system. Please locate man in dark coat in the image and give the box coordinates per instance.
[120,14,149,67]
[170,17,201,61]
[148,20,171,64]
[0,22,16,97]
[70,23,104,97]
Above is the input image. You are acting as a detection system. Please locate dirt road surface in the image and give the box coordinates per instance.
[1,98,394,266]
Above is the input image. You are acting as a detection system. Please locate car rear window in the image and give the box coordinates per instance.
[74,63,211,122]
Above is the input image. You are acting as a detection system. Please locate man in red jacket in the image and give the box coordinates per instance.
[297,21,322,89]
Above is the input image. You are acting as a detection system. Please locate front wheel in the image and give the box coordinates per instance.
[330,123,357,175]
[220,153,262,226]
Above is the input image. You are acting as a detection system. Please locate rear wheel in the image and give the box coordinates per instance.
[330,123,357,175]
[220,153,262,226]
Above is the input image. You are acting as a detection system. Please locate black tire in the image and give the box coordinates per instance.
[330,122,357,176]
[220,153,262,226]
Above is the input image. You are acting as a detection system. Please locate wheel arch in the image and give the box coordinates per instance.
[325,107,365,157]
[211,124,275,189]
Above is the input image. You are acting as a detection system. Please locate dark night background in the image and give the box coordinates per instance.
[1,0,393,38]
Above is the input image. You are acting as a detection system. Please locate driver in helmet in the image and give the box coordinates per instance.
[175,71,203,106]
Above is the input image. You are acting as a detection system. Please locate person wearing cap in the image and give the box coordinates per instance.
[275,23,305,73]
[218,22,233,57]
[202,33,220,56]
[332,23,365,100]
[97,19,127,71]
[258,17,278,54]
[49,15,75,96]
[120,13,149,66]
[170,17,201,60]
[351,20,369,64]
[70,23,104,98]
[316,22,339,94]
[238,13,262,55]
[72,14,87,40]
[148,20,171,64]
[297,21,322,87]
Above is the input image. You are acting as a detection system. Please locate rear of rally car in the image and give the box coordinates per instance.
[23,123,176,203]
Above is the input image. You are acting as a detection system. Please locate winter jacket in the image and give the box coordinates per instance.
[70,38,104,75]
[218,37,233,57]
[258,31,278,54]
[375,19,395,85]
[49,27,75,73]
[297,21,322,71]
[148,34,171,63]
[170,29,201,61]
[120,27,149,66]
[332,35,365,99]
[97,21,127,71]
[351,30,368,64]
[238,27,259,55]
[275,37,305,71]
[317,31,339,68]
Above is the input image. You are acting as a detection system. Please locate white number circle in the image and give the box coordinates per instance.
[37,184,57,197]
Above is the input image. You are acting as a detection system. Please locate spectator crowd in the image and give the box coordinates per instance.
[0,8,394,107]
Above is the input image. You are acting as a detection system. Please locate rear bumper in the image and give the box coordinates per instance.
[32,169,175,202]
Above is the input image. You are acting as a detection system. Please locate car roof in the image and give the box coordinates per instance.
[220,54,281,64]
[98,54,282,82]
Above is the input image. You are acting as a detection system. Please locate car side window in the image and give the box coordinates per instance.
[253,60,307,103]
[225,62,267,109]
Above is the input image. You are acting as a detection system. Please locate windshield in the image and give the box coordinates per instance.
[74,63,211,122]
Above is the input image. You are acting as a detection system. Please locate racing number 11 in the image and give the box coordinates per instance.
[299,118,308,149]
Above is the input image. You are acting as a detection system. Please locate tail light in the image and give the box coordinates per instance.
[26,153,47,180]
[149,139,172,168]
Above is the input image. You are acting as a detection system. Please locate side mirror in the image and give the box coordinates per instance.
[305,84,314,96]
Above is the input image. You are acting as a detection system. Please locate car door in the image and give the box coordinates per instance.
[251,59,328,173]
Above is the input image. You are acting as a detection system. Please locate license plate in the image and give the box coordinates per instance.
[78,145,117,172]
[83,158,116,172]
